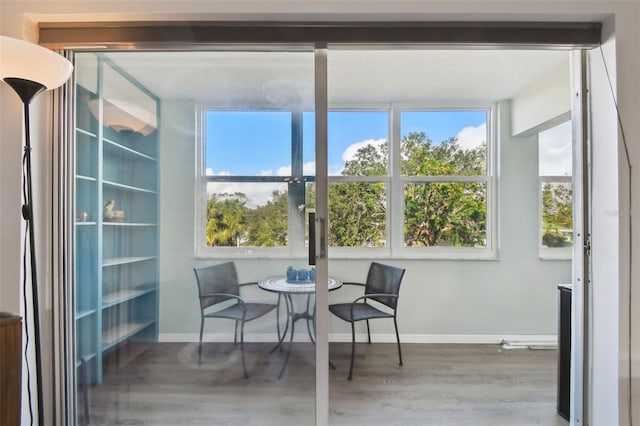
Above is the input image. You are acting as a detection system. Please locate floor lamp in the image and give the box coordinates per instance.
[0,35,73,425]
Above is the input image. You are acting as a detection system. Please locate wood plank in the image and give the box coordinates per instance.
[83,343,568,425]
[0,314,22,426]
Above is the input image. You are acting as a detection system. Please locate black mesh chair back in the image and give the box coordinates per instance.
[365,262,405,309]
[193,261,276,378]
[195,261,240,310]
[329,261,406,379]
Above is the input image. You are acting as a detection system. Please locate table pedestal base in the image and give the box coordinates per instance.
[270,294,334,379]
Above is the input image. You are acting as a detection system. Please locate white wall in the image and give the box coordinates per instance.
[0,84,23,313]
[511,60,571,137]
[1,1,638,425]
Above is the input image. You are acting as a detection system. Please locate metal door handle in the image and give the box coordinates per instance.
[316,217,326,259]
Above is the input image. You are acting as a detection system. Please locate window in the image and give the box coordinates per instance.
[538,120,573,258]
[327,111,389,249]
[198,106,494,259]
[199,110,313,255]
[399,110,490,253]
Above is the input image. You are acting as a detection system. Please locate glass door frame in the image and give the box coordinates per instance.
[47,22,602,426]
[313,44,330,426]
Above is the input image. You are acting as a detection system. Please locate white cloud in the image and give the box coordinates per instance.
[455,123,486,150]
[342,138,386,162]
[275,161,316,176]
[207,181,286,208]
[539,121,572,176]
[277,165,291,176]
[303,161,316,175]
[206,168,231,176]
[208,161,318,208]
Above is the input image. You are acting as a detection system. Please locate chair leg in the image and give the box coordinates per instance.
[394,317,403,366]
[240,320,249,379]
[198,317,204,364]
[276,294,282,344]
[366,320,371,343]
[348,321,356,380]
[234,320,239,344]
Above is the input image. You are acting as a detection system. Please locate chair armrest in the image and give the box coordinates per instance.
[238,281,258,288]
[349,293,398,317]
[351,293,398,304]
[200,292,245,304]
[341,282,366,288]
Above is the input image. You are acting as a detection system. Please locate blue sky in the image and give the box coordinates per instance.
[205,109,571,207]
[205,110,488,176]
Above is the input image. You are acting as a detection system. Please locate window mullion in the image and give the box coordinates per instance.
[390,104,402,254]
[289,110,305,255]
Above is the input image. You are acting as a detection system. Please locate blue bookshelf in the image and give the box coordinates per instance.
[75,53,159,384]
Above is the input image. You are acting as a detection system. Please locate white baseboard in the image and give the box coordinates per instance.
[329,333,557,345]
[159,333,284,343]
[159,332,557,346]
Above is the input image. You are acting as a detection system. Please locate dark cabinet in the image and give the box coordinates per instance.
[0,313,22,426]
[557,284,572,420]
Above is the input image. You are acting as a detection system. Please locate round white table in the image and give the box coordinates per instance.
[258,276,342,378]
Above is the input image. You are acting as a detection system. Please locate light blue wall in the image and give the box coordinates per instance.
[157,98,571,341]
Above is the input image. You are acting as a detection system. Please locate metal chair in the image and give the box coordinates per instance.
[193,262,277,378]
[329,262,405,380]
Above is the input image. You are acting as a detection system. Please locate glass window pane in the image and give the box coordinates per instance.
[206,182,289,247]
[328,111,389,176]
[400,111,487,176]
[328,182,387,247]
[303,112,316,175]
[206,111,292,176]
[541,181,573,248]
[404,182,487,247]
[539,120,572,176]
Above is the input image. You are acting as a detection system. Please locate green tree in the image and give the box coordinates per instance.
[404,181,486,247]
[541,182,573,247]
[208,132,487,249]
[329,182,387,247]
[328,131,486,247]
[401,132,486,247]
[206,193,249,246]
[245,190,289,246]
[328,140,387,247]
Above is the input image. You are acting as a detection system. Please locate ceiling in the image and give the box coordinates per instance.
[100,48,570,108]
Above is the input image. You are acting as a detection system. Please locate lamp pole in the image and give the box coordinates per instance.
[5,77,47,426]
[1,35,73,426]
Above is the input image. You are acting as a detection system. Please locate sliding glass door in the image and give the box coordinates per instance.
[324,46,575,426]
[64,35,587,426]
[73,47,323,425]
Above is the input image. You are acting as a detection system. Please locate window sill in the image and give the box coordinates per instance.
[539,248,572,261]
[195,247,498,261]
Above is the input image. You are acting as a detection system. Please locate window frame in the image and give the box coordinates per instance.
[539,175,573,260]
[537,120,573,260]
[195,106,314,259]
[392,103,496,259]
[196,103,497,260]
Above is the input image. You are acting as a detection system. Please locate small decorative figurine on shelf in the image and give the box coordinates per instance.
[103,200,125,222]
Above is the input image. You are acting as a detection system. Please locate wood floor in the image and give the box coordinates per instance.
[81,342,568,426]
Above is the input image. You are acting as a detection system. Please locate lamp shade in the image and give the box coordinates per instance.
[0,35,73,90]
